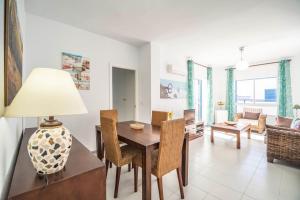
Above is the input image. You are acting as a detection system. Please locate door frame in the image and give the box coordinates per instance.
[108,63,138,121]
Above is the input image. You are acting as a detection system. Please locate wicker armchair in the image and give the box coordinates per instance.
[266,125,300,163]
[235,107,267,134]
[100,117,139,198]
[133,119,185,200]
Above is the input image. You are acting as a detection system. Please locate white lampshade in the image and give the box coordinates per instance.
[235,60,249,70]
[5,68,87,117]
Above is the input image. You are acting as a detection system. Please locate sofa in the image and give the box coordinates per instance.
[266,124,300,164]
[235,107,267,133]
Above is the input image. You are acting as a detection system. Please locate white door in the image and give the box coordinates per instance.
[112,67,135,121]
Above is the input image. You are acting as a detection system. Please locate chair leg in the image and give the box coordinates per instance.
[133,164,138,192]
[157,177,164,200]
[110,161,113,168]
[128,163,131,172]
[176,168,184,199]
[114,167,121,198]
[105,159,109,178]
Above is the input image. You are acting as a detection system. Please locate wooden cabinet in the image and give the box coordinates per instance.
[8,128,106,200]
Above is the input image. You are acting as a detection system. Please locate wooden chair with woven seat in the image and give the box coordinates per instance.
[100,117,139,198]
[100,109,131,171]
[133,118,185,200]
[151,110,170,127]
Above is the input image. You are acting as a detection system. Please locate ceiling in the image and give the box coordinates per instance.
[26,0,300,67]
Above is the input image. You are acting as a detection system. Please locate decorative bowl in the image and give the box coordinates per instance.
[224,121,237,126]
[130,123,145,130]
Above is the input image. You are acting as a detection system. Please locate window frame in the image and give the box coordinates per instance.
[235,77,277,106]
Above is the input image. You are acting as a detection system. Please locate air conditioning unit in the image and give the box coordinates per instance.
[166,64,186,76]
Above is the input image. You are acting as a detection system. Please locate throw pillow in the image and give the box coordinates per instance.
[291,118,300,130]
[276,116,293,128]
[244,112,260,120]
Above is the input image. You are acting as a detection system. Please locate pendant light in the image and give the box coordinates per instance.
[235,46,249,70]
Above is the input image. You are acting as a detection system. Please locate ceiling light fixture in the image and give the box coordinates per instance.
[235,46,249,70]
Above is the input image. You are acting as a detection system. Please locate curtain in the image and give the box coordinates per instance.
[206,67,214,125]
[225,68,235,121]
[278,60,293,117]
[187,60,194,109]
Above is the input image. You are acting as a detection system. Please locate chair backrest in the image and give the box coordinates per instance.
[100,109,118,124]
[100,117,122,165]
[151,111,169,127]
[243,107,262,114]
[156,118,185,177]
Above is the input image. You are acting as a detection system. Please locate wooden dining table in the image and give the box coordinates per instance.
[95,121,189,200]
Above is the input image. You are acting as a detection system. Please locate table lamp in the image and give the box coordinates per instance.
[5,68,87,176]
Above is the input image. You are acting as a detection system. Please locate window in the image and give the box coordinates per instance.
[236,77,277,104]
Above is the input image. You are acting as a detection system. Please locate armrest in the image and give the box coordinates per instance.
[234,113,243,121]
[258,114,267,129]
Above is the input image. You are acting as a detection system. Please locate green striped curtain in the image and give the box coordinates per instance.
[278,60,293,117]
[206,67,214,125]
[187,60,194,109]
[225,68,235,121]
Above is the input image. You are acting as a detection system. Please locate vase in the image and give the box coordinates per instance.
[27,126,72,175]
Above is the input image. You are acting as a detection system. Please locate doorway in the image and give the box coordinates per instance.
[112,67,136,121]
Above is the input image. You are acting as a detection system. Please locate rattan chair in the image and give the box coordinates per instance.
[151,111,169,127]
[99,109,131,170]
[100,117,139,198]
[133,119,185,200]
[266,125,300,164]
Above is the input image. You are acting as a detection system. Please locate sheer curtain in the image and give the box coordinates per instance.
[226,68,236,121]
[206,67,214,125]
[278,60,293,117]
[187,60,194,109]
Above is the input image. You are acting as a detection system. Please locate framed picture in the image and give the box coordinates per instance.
[4,0,23,106]
[62,52,90,90]
[160,79,187,99]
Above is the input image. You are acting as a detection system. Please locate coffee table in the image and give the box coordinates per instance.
[210,123,251,149]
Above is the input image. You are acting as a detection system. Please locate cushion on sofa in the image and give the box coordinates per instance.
[276,116,293,128]
[244,112,260,120]
[291,118,300,130]
[238,118,259,126]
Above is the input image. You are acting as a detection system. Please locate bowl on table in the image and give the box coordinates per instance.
[224,121,237,126]
[130,123,145,130]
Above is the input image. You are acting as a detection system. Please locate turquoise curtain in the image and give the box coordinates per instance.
[206,67,214,125]
[278,60,293,117]
[187,60,194,109]
[225,68,235,121]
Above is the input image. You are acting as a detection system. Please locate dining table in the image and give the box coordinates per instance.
[95,121,189,200]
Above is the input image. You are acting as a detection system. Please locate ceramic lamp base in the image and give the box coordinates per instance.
[27,125,72,175]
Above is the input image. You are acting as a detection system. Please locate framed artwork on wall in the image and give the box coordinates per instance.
[4,0,23,106]
[61,52,90,90]
[160,79,187,99]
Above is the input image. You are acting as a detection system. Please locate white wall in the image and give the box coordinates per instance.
[24,13,140,151]
[0,0,25,199]
[137,44,151,122]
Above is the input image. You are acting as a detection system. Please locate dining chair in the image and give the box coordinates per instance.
[133,118,185,200]
[100,117,139,198]
[151,111,169,127]
[100,109,131,171]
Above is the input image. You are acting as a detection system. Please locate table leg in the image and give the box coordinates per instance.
[237,132,241,149]
[182,134,189,186]
[210,128,214,143]
[95,127,104,161]
[248,128,251,139]
[142,147,151,200]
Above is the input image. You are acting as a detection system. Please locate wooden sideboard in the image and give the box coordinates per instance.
[8,128,106,200]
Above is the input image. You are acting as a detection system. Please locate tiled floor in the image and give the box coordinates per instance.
[104,129,300,200]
